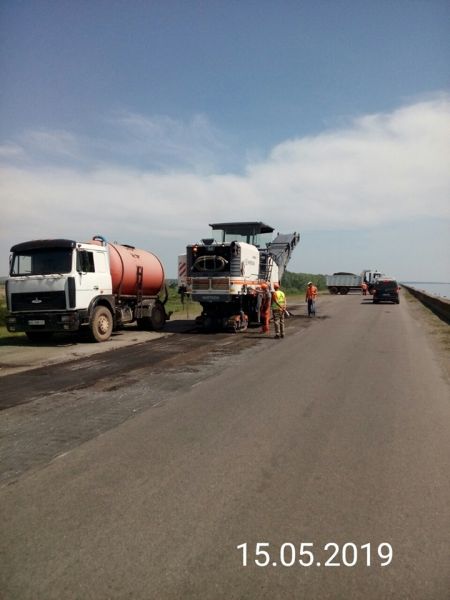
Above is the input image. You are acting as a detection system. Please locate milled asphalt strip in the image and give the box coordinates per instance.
[0,330,209,411]
[0,308,312,486]
[0,303,311,411]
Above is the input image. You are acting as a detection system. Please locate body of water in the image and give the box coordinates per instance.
[402,282,450,299]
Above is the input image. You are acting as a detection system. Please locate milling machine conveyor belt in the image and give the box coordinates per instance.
[266,232,300,280]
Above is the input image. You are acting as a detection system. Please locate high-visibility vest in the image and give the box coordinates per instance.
[306,285,317,300]
[272,290,286,309]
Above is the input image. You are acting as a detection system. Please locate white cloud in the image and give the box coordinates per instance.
[21,129,81,159]
[109,112,230,172]
[247,97,450,226]
[3,112,233,172]
[0,143,25,159]
[1,97,449,277]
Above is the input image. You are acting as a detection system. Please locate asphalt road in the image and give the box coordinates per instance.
[1,294,449,599]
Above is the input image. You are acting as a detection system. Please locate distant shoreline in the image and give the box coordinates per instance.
[402,281,450,285]
[402,282,450,299]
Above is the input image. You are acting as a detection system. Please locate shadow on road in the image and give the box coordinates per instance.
[0,332,79,348]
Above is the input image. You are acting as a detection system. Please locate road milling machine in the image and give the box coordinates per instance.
[179,222,300,331]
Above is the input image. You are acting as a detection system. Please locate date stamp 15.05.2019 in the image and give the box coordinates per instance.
[236,542,393,568]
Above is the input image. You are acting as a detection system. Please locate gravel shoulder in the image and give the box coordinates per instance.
[403,289,450,382]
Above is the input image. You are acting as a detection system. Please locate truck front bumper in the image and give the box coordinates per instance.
[6,312,81,333]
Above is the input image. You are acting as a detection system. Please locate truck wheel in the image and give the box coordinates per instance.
[90,306,113,342]
[151,305,166,331]
[340,287,349,295]
[26,331,54,343]
[329,287,338,295]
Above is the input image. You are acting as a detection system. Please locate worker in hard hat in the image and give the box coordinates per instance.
[305,281,318,317]
[271,282,287,338]
[259,283,271,334]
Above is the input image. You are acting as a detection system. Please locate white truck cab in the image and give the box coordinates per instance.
[6,239,114,341]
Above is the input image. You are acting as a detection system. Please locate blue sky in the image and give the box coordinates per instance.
[1,1,449,279]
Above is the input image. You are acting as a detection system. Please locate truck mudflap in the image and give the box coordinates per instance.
[6,311,81,333]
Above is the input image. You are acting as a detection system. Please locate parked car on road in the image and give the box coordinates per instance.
[373,278,400,304]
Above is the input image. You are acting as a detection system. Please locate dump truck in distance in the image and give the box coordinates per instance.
[326,270,383,295]
[6,235,169,342]
[181,222,300,331]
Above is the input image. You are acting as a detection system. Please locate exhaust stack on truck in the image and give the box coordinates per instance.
[6,235,169,342]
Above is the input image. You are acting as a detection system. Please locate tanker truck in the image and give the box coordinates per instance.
[5,235,169,342]
[180,222,300,331]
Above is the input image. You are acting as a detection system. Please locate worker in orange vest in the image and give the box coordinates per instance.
[259,283,271,334]
[305,281,318,317]
[361,282,368,296]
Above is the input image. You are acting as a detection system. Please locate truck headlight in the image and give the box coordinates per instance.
[7,317,16,324]
[60,315,74,323]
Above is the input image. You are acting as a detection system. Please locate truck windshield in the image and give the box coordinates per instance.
[10,248,73,276]
[220,231,273,247]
